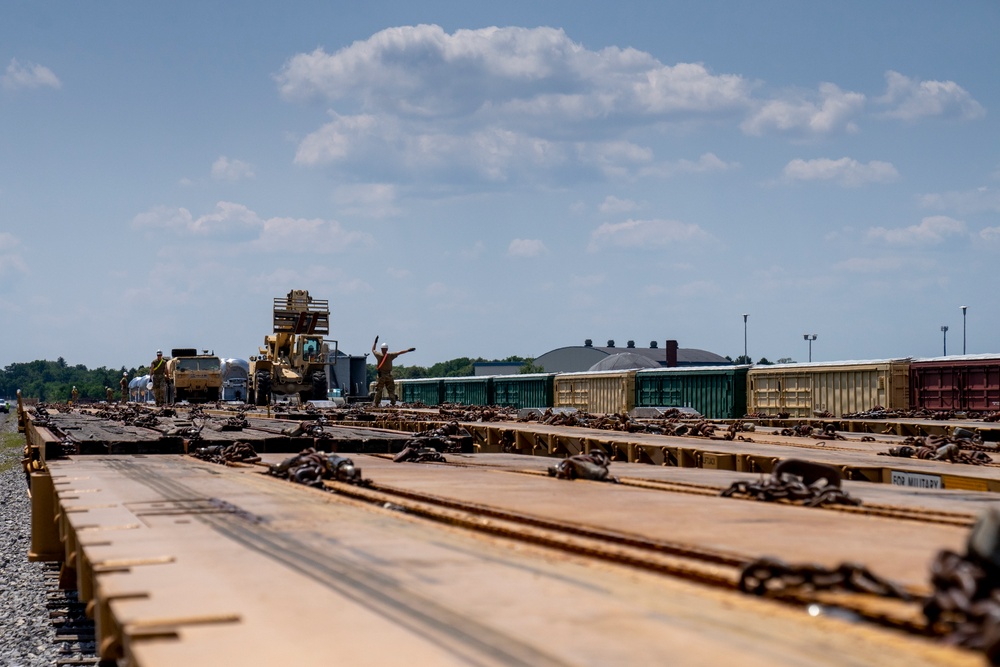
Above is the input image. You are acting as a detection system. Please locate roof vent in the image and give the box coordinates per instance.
[626,340,635,348]
[584,339,593,347]
[607,339,615,348]
[650,341,658,349]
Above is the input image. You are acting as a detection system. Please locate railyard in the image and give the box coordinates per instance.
[8,396,1000,666]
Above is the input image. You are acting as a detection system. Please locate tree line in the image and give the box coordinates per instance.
[0,358,148,403]
[366,356,542,384]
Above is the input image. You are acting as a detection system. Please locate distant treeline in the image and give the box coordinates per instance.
[366,356,541,384]
[0,358,146,402]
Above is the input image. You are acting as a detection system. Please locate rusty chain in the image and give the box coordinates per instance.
[548,450,619,483]
[721,459,861,508]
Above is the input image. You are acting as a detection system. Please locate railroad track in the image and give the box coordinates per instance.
[315,472,937,638]
[368,454,979,528]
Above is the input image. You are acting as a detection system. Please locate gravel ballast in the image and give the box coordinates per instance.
[1,411,96,666]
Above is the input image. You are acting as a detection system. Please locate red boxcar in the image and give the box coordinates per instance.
[910,355,1000,411]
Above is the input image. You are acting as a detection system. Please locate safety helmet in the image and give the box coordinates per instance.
[380,343,388,349]
[156,349,162,355]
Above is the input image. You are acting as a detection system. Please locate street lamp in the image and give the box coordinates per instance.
[742,314,749,363]
[961,306,968,355]
[941,325,949,356]
[803,334,817,362]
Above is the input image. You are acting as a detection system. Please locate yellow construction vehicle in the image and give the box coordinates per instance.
[248,290,337,405]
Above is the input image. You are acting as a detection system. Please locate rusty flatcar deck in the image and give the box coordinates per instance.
[37,454,976,666]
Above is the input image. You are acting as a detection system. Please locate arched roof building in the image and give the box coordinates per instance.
[534,339,728,373]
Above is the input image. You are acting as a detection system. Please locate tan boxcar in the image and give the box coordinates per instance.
[554,370,636,414]
[747,359,911,418]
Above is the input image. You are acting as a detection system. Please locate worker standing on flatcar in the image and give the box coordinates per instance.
[150,350,169,406]
[70,386,78,405]
[120,372,129,403]
[371,336,415,406]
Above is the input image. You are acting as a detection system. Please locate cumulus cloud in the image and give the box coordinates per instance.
[639,152,738,179]
[278,25,753,183]
[588,218,709,251]
[599,196,638,214]
[980,227,1000,242]
[131,201,373,251]
[783,157,899,186]
[211,156,255,181]
[508,238,548,257]
[276,25,750,119]
[866,216,968,245]
[1,59,61,91]
[741,83,864,136]
[877,71,985,121]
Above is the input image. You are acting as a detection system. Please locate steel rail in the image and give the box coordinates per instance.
[322,477,933,637]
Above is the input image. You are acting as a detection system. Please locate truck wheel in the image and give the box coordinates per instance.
[311,371,327,401]
[255,371,271,406]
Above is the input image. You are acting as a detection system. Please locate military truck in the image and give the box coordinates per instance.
[248,290,338,405]
[167,349,223,403]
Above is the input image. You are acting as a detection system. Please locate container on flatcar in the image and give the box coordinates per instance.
[443,376,493,406]
[397,378,445,406]
[492,373,555,410]
[635,365,749,419]
[747,359,910,418]
[553,370,636,415]
[910,354,1000,412]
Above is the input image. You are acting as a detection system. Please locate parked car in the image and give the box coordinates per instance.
[0,398,9,413]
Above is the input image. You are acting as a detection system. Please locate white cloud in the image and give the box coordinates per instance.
[741,83,864,136]
[919,186,1000,214]
[877,71,985,121]
[1,59,61,91]
[459,241,485,260]
[599,196,638,214]
[588,218,710,251]
[211,156,255,181]
[0,232,27,276]
[980,227,1000,242]
[783,157,899,187]
[279,25,753,184]
[639,152,739,179]
[866,216,968,245]
[132,202,373,251]
[508,238,548,257]
[276,25,750,120]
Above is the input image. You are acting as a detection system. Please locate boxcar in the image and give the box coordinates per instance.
[443,376,493,406]
[635,365,749,419]
[910,354,1000,412]
[492,373,555,410]
[747,359,910,418]
[553,370,636,414]
[397,378,445,406]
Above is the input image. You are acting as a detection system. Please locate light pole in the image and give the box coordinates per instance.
[803,334,817,362]
[742,314,749,363]
[961,305,967,355]
[941,325,949,356]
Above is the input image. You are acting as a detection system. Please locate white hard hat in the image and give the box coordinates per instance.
[123,371,128,376]
[380,343,388,349]
[156,349,162,354]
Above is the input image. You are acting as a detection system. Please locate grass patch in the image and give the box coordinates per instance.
[1,430,27,474]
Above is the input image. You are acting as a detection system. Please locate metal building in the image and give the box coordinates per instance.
[534,339,729,373]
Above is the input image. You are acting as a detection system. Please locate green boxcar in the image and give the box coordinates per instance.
[443,376,493,406]
[398,378,445,405]
[492,373,555,409]
[634,365,749,419]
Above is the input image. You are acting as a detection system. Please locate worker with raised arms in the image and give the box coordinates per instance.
[371,336,415,406]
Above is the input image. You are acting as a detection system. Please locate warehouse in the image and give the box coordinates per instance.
[533,339,729,373]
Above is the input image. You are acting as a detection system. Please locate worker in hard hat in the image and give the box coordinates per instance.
[70,386,78,405]
[371,336,415,406]
[150,350,169,406]
[120,371,129,404]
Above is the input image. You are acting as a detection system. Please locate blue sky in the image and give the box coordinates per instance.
[1,1,997,370]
